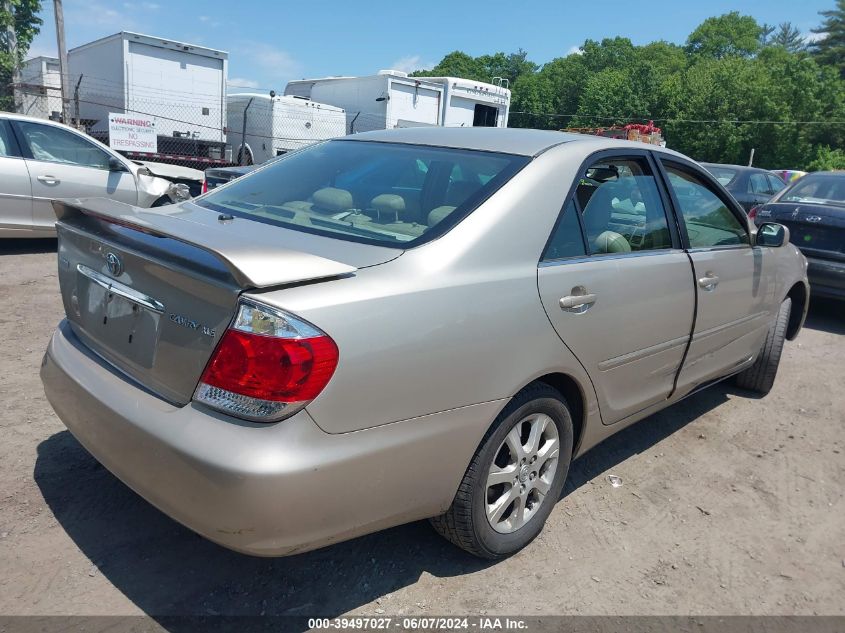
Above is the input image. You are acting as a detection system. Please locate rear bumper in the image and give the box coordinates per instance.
[41,320,500,556]
[807,256,845,300]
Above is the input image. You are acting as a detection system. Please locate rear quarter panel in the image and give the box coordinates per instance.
[247,142,607,436]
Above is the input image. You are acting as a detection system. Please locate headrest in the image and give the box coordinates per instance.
[371,194,406,221]
[312,187,353,213]
[428,206,456,227]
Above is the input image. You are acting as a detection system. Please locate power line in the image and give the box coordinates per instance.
[510,111,845,126]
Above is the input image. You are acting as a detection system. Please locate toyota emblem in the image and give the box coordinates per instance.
[105,252,123,277]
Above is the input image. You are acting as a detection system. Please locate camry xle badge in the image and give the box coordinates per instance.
[806,215,823,222]
[104,252,123,277]
[169,313,216,337]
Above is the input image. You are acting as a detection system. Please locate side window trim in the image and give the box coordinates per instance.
[654,156,752,251]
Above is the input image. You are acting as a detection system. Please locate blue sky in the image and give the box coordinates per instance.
[28,0,834,92]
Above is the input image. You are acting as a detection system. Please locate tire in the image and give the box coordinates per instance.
[734,297,791,395]
[430,383,574,559]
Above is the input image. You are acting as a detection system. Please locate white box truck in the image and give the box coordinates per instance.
[284,70,444,133]
[68,31,229,168]
[226,93,346,165]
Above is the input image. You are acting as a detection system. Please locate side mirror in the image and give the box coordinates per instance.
[108,156,127,172]
[756,222,789,248]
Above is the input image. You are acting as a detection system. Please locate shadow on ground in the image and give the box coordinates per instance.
[0,238,57,256]
[34,383,731,624]
[803,297,844,336]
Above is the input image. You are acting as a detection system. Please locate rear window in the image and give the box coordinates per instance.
[703,165,738,187]
[196,140,528,247]
[781,174,845,206]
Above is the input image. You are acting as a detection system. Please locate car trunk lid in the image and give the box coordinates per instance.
[763,202,845,261]
[53,198,399,405]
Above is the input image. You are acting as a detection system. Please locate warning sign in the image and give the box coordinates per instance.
[108,113,157,153]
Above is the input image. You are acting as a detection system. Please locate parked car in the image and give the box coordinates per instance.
[202,154,289,193]
[701,162,787,212]
[202,164,255,192]
[750,171,845,300]
[0,112,201,238]
[41,128,808,559]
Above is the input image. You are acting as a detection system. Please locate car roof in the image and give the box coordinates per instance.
[700,162,769,173]
[344,127,679,158]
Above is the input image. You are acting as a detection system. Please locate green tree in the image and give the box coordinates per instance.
[806,145,845,170]
[411,51,487,82]
[412,49,538,85]
[811,0,845,77]
[0,0,43,111]
[769,22,806,53]
[685,12,763,59]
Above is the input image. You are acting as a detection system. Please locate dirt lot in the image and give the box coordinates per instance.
[0,238,843,619]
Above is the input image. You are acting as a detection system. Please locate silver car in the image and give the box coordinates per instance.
[0,113,197,237]
[40,128,809,558]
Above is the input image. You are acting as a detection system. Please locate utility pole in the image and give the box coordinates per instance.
[3,0,22,112]
[53,0,71,123]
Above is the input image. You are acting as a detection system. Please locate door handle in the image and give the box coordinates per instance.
[698,273,719,291]
[37,175,60,185]
[560,288,597,313]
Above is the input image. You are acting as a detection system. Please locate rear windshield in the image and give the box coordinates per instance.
[196,140,528,248]
[703,165,738,186]
[781,174,845,206]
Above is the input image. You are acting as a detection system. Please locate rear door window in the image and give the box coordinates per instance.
[0,120,21,157]
[749,173,772,195]
[576,157,674,254]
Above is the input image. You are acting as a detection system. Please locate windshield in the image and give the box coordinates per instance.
[781,174,845,206]
[703,165,738,187]
[197,140,528,247]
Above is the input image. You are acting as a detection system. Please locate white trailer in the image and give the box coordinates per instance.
[424,76,511,128]
[285,71,512,132]
[226,93,346,164]
[284,70,444,133]
[67,31,229,167]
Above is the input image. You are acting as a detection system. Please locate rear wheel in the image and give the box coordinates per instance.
[734,297,791,395]
[430,384,573,558]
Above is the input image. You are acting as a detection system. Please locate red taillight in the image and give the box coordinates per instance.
[748,206,758,220]
[194,301,338,422]
[200,329,338,402]
[201,178,208,194]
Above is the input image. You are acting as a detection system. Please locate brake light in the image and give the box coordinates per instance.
[201,178,208,194]
[194,300,338,422]
[748,206,758,221]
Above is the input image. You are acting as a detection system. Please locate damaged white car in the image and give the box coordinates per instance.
[0,112,202,238]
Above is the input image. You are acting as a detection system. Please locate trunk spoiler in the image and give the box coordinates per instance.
[53,198,357,288]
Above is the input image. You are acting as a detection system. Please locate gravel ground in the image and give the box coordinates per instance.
[0,239,843,619]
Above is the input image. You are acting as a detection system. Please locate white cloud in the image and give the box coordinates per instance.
[228,77,261,90]
[142,1,160,8]
[390,54,434,74]
[804,31,825,44]
[567,45,584,56]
